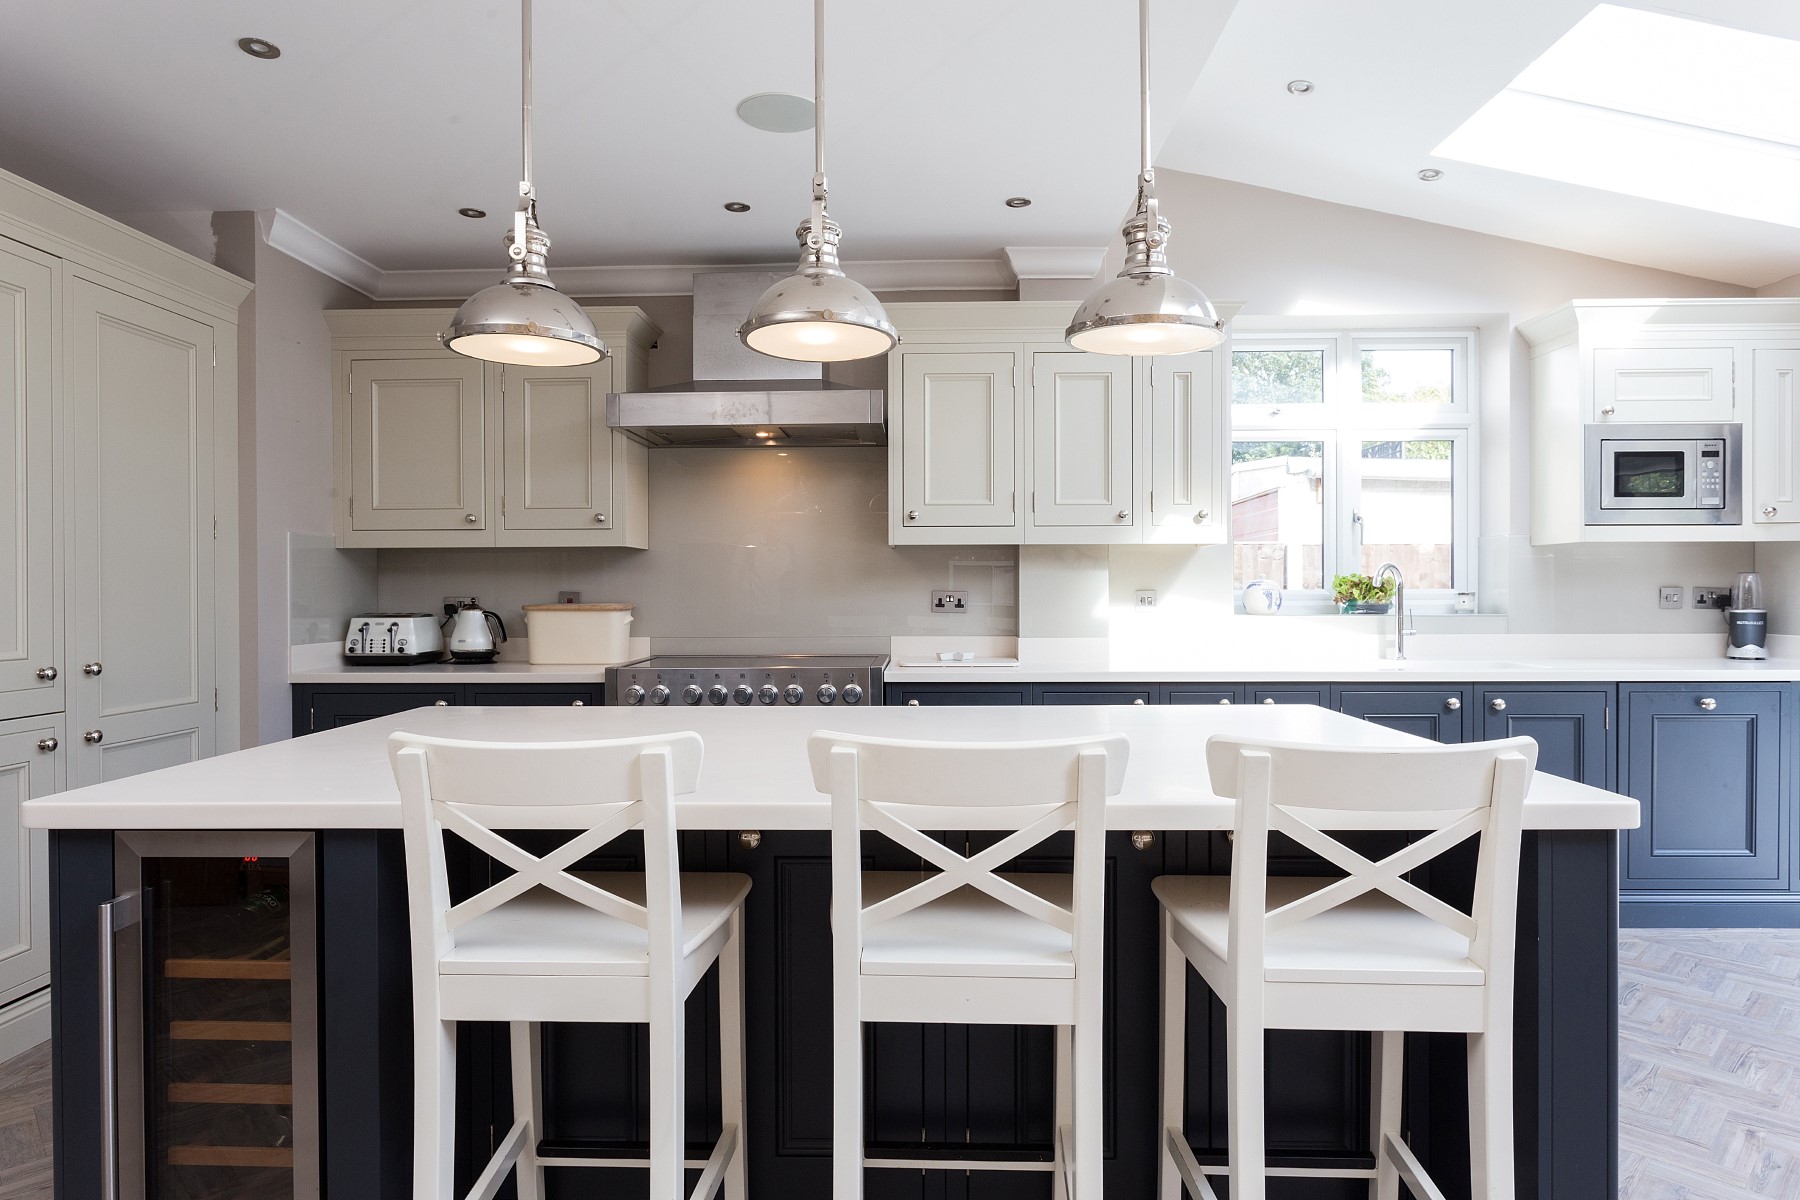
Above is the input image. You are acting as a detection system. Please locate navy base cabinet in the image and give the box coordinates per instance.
[1478,686,1613,787]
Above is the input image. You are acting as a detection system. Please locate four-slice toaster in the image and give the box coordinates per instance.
[343,613,445,664]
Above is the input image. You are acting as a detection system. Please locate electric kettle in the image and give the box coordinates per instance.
[447,600,508,663]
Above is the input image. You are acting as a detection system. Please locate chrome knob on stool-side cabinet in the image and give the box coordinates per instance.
[758,684,779,706]
[841,683,863,705]
[433,700,448,706]
[623,685,646,706]
[707,685,728,706]
[1490,698,1507,712]
[649,684,671,706]
[682,684,704,706]
[732,685,753,706]
[907,698,921,706]
[1699,697,1718,710]
[784,684,804,705]
[1445,696,1461,710]
[1262,697,1275,704]
[816,684,837,705]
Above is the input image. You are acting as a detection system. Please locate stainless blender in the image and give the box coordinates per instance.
[1725,571,1768,660]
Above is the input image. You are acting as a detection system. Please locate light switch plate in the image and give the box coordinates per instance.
[931,590,968,613]
[1658,586,1683,610]
[1136,589,1157,608]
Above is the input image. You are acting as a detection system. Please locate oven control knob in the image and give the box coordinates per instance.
[758,684,779,705]
[623,684,646,706]
[784,684,804,705]
[841,683,863,705]
[732,685,754,706]
[649,684,671,706]
[816,684,837,705]
[682,684,704,706]
[707,685,729,706]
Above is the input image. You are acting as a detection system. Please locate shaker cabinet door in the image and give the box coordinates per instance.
[1477,687,1612,787]
[1751,348,1800,525]
[1334,686,1469,744]
[0,716,58,1005]
[1592,346,1734,423]
[499,363,616,535]
[1146,352,1225,543]
[348,356,488,534]
[1028,351,1136,537]
[896,350,1020,531]
[66,277,216,789]
[0,239,58,720]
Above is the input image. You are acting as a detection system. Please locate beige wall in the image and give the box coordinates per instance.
[1759,272,1800,297]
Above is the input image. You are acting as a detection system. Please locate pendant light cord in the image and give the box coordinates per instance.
[521,0,535,201]
[1138,0,1151,184]
[807,0,829,248]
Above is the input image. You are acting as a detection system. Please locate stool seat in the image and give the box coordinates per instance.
[861,872,1073,979]
[442,872,752,976]
[1151,875,1483,988]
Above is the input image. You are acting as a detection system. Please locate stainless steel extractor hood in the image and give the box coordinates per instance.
[606,271,886,447]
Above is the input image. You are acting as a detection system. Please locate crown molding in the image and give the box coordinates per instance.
[1004,245,1107,280]
[255,206,1019,300]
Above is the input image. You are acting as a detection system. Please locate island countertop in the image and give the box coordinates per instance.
[23,704,1640,832]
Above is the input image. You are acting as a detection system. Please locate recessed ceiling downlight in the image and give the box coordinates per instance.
[724,201,752,213]
[1417,168,1443,181]
[457,207,487,219]
[237,37,281,60]
[1005,196,1032,208]
[736,92,815,134]
[1286,79,1314,95]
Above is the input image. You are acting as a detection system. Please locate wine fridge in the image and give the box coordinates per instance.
[104,832,318,1200]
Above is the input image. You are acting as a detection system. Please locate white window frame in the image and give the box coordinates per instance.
[1230,327,1478,614]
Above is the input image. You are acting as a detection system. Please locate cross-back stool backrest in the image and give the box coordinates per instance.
[808,732,1129,975]
[389,731,703,988]
[1204,734,1536,989]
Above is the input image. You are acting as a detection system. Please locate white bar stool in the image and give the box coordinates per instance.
[390,731,750,1200]
[809,731,1130,1200]
[1153,734,1537,1200]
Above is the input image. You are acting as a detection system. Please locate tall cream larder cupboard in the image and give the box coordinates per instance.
[0,166,245,1043]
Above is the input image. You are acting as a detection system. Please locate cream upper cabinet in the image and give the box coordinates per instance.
[0,240,59,720]
[1592,346,1734,422]
[347,356,488,539]
[1145,351,1226,544]
[1752,348,1800,525]
[0,715,58,1004]
[66,276,217,789]
[1027,350,1136,541]
[895,348,1021,534]
[330,309,658,549]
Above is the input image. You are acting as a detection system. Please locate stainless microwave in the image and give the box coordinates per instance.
[1584,422,1741,525]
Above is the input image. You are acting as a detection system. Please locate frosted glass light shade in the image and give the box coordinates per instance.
[739,269,897,363]
[1065,272,1224,356]
[443,279,605,367]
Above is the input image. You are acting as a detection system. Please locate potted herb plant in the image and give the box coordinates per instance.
[1332,573,1396,615]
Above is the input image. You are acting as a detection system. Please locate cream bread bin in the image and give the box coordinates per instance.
[522,603,634,664]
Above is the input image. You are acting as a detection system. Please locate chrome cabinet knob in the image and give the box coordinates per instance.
[623,685,646,706]
[841,683,863,704]
[1218,697,1232,705]
[738,830,762,850]
[1699,697,1718,710]
[1116,509,1131,521]
[649,684,671,706]
[1131,831,1155,851]
[570,699,585,706]
[593,513,607,523]
[1445,697,1462,710]
[784,684,805,705]
[1600,405,1616,417]
[682,684,704,705]
[1764,506,1778,518]
[1132,697,1146,705]
[906,510,919,521]
[35,666,56,681]
[83,729,103,744]
[433,699,448,706]
[1193,509,1209,523]
[732,685,754,705]
[465,513,479,524]
[36,737,56,753]
[758,684,779,705]
[907,698,921,707]
[83,662,103,676]
[1262,697,1275,704]
[1490,698,1507,712]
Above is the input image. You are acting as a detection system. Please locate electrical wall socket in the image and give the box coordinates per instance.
[1658,586,1683,610]
[931,590,968,613]
[1693,586,1731,609]
[557,591,581,604]
[442,595,474,617]
[1136,589,1157,608]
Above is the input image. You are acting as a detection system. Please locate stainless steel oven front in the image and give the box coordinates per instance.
[1584,422,1742,525]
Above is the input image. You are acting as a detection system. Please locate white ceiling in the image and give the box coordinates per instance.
[0,0,1225,289]
[3,0,1797,292]
[1159,0,1800,289]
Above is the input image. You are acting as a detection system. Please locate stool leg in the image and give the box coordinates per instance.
[650,999,686,1200]
[1226,1007,1266,1200]
[510,1022,544,1200]
[719,911,749,1200]
[415,1017,455,1200]
[1074,1008,1103,1200]
[1468,1028,1515,1200]
[833,1002,863,1200]
[1370,1031,1403,1200]
[1053,1025,1072,1200]
[1157,915,1185,1200]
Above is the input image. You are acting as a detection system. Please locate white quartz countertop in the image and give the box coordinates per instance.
[24,705,1638,834]
[884,656,1800,683]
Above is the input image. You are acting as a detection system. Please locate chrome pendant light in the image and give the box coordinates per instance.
[443,0,604,367]
[1066,0,1224,356]
[738,0,897,363]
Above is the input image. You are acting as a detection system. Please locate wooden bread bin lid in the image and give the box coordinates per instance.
[522,602,634,612]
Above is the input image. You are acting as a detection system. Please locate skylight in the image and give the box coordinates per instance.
[1433,5,1800,227]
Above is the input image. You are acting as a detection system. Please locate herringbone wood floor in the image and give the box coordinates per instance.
[0,931,1793,1199]
[1621,931,1800,1199]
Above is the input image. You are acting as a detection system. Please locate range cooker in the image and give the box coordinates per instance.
[604,654,887,707]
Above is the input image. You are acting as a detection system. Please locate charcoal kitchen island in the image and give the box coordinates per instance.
[26,704,1637,1200]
